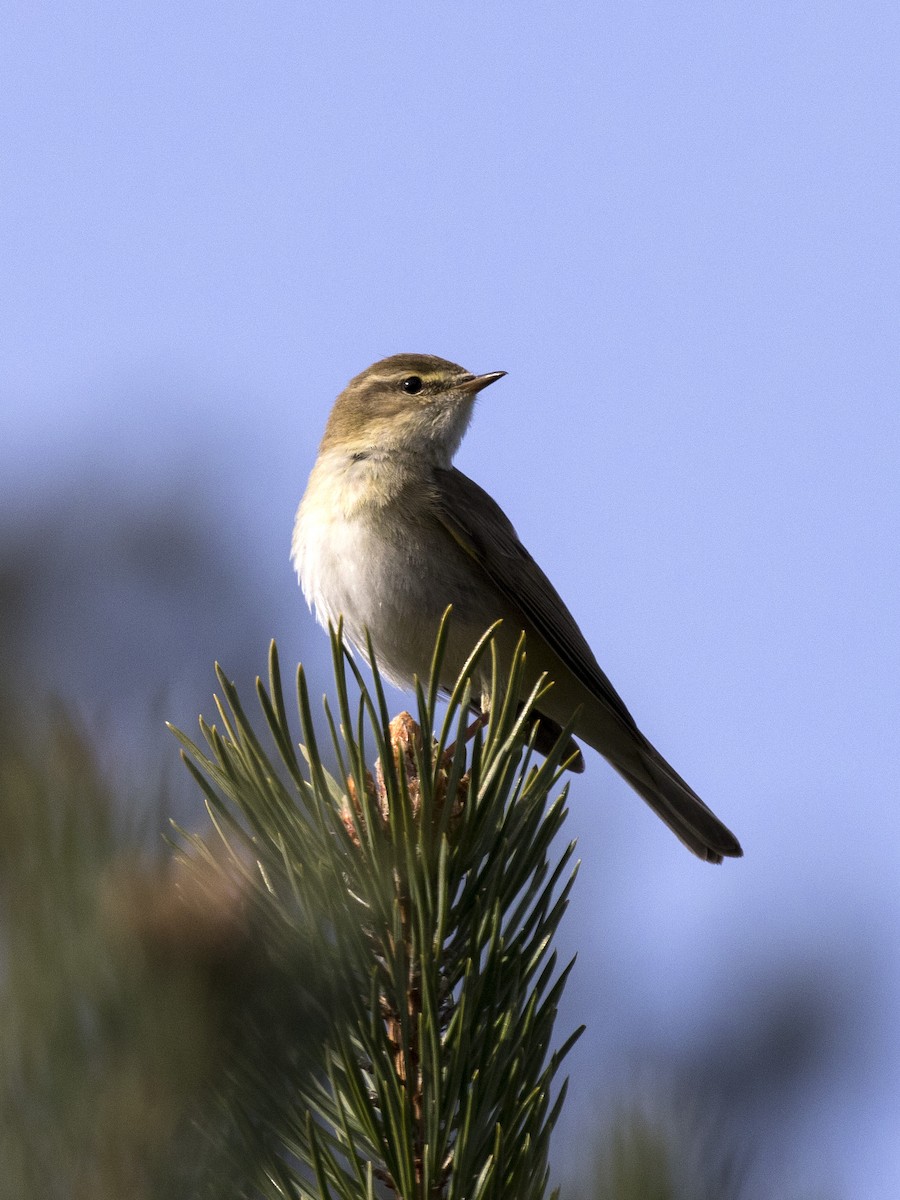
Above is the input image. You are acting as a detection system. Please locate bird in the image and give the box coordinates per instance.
[292,354,742,863]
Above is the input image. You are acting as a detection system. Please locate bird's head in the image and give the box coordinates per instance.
[320,354,506,465]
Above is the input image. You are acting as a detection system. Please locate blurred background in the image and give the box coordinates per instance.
[2,1,897,1196]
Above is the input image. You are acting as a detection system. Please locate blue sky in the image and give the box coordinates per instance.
[2,2,899,1195]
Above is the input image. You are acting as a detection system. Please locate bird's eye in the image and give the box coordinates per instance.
[401,375,424,395]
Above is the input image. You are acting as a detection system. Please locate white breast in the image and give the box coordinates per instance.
[292,448,503,697]
[291,452,443,686]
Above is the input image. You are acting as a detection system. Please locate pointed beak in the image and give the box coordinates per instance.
[458,370,507,395]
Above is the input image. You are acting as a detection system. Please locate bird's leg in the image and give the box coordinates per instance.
[440,709,490,769]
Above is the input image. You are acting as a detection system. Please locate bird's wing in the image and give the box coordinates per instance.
[430,466,639,733]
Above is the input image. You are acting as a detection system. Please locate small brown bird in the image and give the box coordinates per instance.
[292,354,742,863]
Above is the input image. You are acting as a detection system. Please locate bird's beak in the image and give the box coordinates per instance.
[458,371,507,394]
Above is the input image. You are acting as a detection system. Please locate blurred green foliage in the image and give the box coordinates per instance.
[0,709,334,1199]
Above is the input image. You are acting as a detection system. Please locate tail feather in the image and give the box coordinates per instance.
[613,741,743,864]
[531,696,741,862]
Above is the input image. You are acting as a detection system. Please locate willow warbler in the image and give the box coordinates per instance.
[292,354,742,863]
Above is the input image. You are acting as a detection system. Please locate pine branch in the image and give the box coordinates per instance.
[172,620,583,1199]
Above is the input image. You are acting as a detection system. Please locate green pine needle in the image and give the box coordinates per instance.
[172,619,581,1199]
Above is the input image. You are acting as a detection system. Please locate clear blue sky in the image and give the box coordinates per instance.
[2,2,898,1195]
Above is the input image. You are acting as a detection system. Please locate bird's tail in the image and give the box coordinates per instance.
[613,738,743,864]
